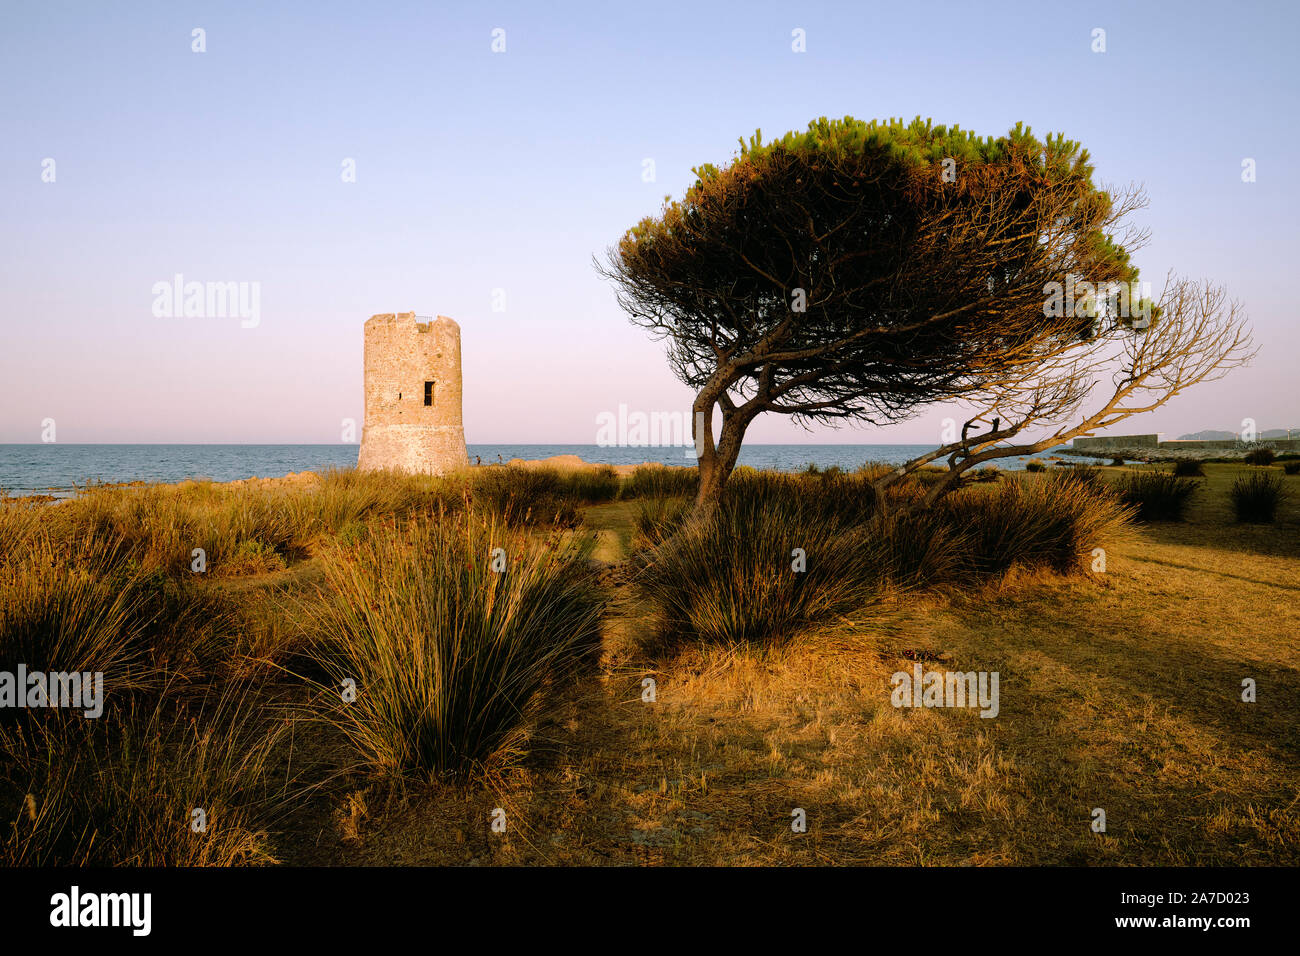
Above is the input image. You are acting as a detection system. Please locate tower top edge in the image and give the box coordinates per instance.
[365,312,460,331]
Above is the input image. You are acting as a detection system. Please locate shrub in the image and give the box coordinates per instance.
[48,483,195,574]
[285,468,454,542]
[1050,465,1106,491]
[0,539,242,700]
[1116,470,1200,522]
[855,462,896,483]
[117,566,239,679]
[912,466,952,486]
[1230,471,1286,523]
[737,468,879,526]
[620,465,699,500]
[634,488,884,645]
[559,465,620,502]
[308,511,604,780]
[1244,447,1276,466]
[802,463,845,481]
[1024,460,1045,473]
[217,539,287,577]
[865,506,966,587]
[467,468,580,527]
[41,471,470,577]
[941,476,1132,576]
[0,542,151,700]
[0,500,42,568]
[45,482,285,575]
[1285,461,1300,476]
[1109,457,1125,467]
[635,471,1132,645]
[1172,459,1205,477]
[631,499,690,552]
[0,687,287,865]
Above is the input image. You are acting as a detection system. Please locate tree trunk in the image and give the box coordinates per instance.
[693,409,750,512]
[695,449,725,512]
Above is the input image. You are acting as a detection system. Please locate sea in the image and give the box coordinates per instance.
[0,444,1075,497]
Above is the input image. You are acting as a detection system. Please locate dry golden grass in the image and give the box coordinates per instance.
[6,462,1296,866]
[278,464,1298,866]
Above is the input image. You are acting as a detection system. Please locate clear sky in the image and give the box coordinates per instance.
[2,0,1296,444]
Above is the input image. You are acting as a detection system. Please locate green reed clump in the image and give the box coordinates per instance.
[634,485,885,646]
[30,470,480,576]
[864,506,967,587]
[631,498,690,552]
[467,467,582,527]
[44,481,294,575]
[0,538,242,700]
[635,469,1132,645]
[1172,459,1205,477]
[802,463,845,481]
[1230,470,1286,523]
[0,499,43,568]
[558,465,621,502]
[307,510,604,780]
[1116,469,1200,522]
[277,468,464,547]
[114,564,238,679]
[0,686,289,866]
[1049,464,1107,490]
[941,473,1132,576]
[732,468,879,527]
[619,465,700,500]
[1244,447,1276,466]
[0,541,149,699]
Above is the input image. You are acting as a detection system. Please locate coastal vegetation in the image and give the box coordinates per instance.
[307,510,605,780]
[1116,470,1202,522]
[2,458,1296,865]
[1230,470,1287,524]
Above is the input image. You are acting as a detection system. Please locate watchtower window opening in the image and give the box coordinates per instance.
[424,381,435,407]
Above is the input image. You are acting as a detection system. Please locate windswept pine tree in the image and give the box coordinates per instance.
[601,116,1253,509]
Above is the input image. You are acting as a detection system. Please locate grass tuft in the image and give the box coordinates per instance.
[634,490,884,645]
[0,541,151,698]
[1230,470,1286,523]
[941,473,1131,576]
[1116,469,1200,522]
[635,471,1130,645]
[306,510,604,780]
[619,465,699,500]
[0,686,288,866]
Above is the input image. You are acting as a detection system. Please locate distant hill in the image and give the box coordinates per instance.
[1176,428,1298,440]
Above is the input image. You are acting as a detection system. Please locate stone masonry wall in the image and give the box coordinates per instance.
[356,312,469,475]
[1069,434,1300,460]
[1072,435,1160,452]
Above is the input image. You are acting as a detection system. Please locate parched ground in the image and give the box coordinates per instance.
[273,464,1299,866]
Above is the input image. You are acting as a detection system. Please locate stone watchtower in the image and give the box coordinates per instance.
[356,312,469,475]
